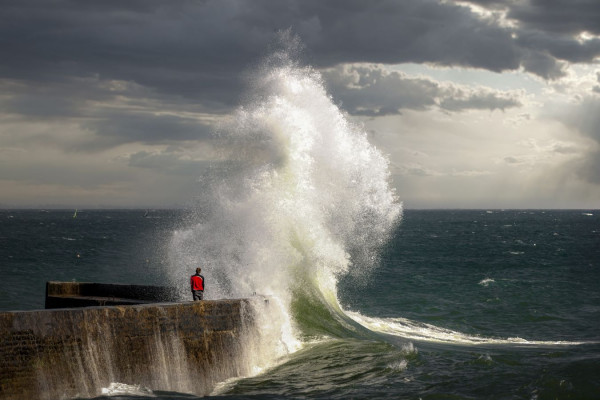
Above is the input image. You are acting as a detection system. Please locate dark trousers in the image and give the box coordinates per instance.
[192,290,203,301]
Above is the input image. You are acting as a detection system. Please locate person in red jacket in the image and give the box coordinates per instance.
[190,267,205,301]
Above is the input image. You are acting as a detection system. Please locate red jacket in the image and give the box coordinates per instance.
[190,274,204,291]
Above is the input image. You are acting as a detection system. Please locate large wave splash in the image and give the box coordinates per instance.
[167,41,402,370]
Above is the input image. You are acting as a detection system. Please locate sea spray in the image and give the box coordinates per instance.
[168,37,402,374]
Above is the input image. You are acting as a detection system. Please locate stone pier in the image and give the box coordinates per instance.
[0,283,261,399]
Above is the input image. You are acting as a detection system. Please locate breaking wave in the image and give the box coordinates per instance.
[167,34,402,374]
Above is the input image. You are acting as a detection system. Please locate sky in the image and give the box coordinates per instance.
[1,0,600,209]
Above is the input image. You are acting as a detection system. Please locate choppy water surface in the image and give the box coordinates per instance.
[2,209,599,399]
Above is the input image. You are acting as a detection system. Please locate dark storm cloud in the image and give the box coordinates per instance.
[506,0,600,35]
[322,65,439,115]
[464,0,600,76]
[516,30,600,68]
[1,76,215,152]
[2,0,599,150]
[78,112,214,151]
[301,0,520,71]
[3,0,598,90]
[465,0,600,35]
[323,64,521,116]
[519,50,568,80]
[438,89,520,112]
[4,92,81,119]
[0,78,117,119]
[0,0,262,113]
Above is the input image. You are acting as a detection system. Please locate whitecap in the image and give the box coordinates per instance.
[479,278,495,287]
[346,311,593,347]
[386,359,408,371]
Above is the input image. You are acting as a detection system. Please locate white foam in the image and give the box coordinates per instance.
[478,278,495,287]
[101,382,154,396]
[386,359,408,371]
[346,311,591,346]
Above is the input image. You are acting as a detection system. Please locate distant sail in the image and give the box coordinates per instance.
[73,209,78,218]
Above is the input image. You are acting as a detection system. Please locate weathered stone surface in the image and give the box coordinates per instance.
[0,298,259,399]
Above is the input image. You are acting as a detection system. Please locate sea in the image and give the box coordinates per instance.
[1,209,599,399]
[2,47,600,399]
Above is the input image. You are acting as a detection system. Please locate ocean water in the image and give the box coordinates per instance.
[2,44,600,399]
[1,209,599,399]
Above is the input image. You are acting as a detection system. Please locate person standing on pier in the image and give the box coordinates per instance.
[190,267,205,301]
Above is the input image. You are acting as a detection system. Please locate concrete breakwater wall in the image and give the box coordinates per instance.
[0,295,263,399]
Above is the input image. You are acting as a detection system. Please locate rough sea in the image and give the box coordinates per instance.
[1,209,599,399]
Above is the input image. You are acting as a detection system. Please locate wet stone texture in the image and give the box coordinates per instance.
[0,299,258,400]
